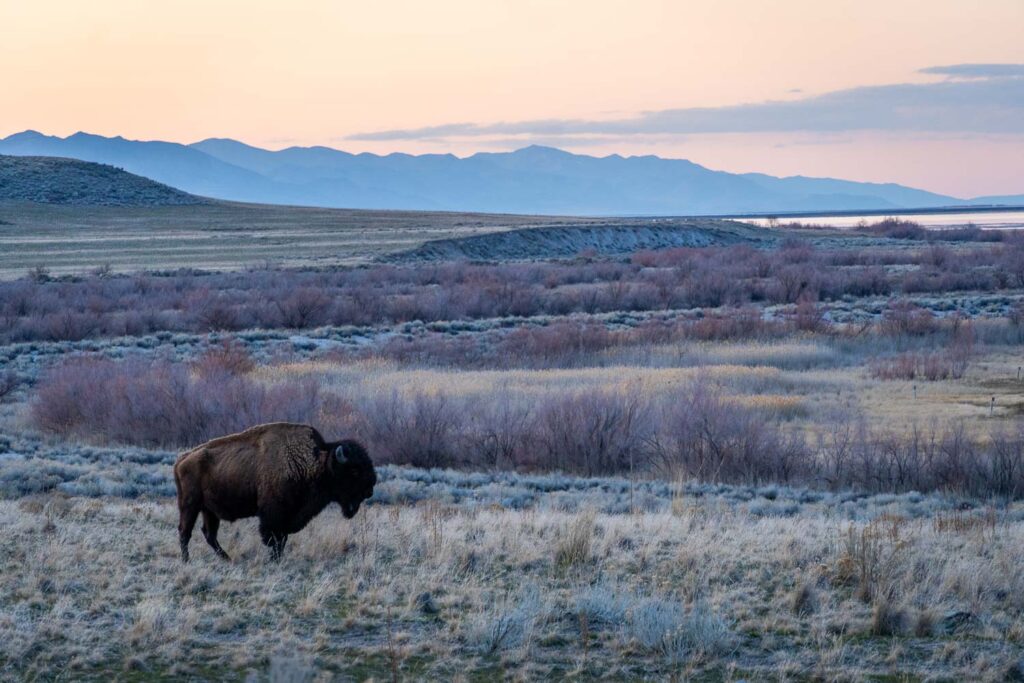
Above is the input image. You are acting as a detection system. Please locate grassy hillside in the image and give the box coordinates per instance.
[0,155,204,206]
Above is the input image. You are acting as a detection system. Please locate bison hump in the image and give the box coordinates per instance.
[253,423,325,481]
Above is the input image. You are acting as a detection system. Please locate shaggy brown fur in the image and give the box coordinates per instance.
[173,422,375,562]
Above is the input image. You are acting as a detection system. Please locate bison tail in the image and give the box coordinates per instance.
[172,459,182,495]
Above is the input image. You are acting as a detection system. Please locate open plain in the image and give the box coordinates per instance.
[0,202,602,279]
[2,210,1024,680]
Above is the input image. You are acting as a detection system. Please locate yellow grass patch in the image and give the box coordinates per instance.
[731,394,807,418]
[258,348,1023,438]
[261,360,782,399]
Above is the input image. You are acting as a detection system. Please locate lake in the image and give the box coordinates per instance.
[742,209,1024,230]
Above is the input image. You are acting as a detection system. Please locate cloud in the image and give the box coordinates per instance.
[349,64,1024,141]
[919,63,1024,79]
[472,135,637,149]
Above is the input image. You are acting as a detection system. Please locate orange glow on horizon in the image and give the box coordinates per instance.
[1,0,1023,196]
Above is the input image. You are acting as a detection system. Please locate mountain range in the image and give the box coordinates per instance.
[1,130,1020,215]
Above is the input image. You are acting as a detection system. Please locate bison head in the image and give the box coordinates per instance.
[331,439,376,518]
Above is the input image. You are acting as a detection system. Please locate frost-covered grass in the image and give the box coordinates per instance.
[2,432,1020,525]
[2,489,1023,680]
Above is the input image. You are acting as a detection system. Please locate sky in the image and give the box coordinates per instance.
[1,0,1023,197]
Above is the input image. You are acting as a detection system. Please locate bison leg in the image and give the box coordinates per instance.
[259,523,288,561]
[201,510,231,561]
[178,502,200,563]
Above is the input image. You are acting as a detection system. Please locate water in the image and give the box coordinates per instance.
[743,209,1024,230]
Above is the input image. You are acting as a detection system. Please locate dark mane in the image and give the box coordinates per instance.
[332,439,371,465]
[309,426,328,451]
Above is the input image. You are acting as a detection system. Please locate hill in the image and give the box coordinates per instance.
[387,219,770,262]
[0,131,283,203]
[968,194,1024,206]
[0,155,205,206]
[1,130,1005,214]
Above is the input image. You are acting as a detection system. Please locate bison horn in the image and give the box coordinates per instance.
[334,444,349,463]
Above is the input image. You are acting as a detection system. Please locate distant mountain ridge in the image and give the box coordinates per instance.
[0,130,1018,214]
[0,155,204,206]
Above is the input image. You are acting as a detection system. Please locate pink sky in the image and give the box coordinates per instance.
[1,0,1023,197]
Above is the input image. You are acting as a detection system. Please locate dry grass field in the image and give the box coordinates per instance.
[0,200,888,280]
[264,341,1024,436]
[0,202,600,279]
[3,489,1023,681]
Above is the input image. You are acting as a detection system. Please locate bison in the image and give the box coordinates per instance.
[173,422,376,562]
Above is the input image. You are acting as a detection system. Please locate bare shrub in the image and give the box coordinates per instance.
[880,300,938,338]
[677,269,737,308]
[870,324,973,381]
[919,353,953,381]
[44,311,99,341]
[535,388,650,477]
[946,318,975,377]
[857,218,928,240]
[1008,300,1024,327]
[868,353,919,380]
[497,322,616,366]
[985,428,1024,498]
[0,370,19,402]
[91,263,113,278]
[686,307,768,341]
[276,287,330,329]
[364,333,482,367]
[191,339,256,378]
[31,356,324,448]
[2,239,1018,344]
[27,265,51,283]
[26,355,1024,497]
[649,381,809,485]
[793,295,827,333]
[772,263,817,304]
[856,218,1006,244]
[192,292,243,332]
[464,396,533,469]
[355,391,459,468]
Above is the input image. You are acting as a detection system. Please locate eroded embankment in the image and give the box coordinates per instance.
[385,219,771,262]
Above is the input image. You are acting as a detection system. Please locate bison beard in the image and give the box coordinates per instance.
[173,423,376,562]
